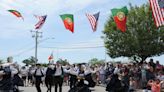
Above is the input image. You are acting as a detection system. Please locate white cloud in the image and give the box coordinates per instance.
[0,20,34,39]
[0,3,12,10]
[0,0,108,14]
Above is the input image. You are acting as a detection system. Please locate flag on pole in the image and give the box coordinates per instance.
[34,15,47,30]
[8,10,24,20]
[86,12,100,32]
[149,0,164,27]
[111,7,128,32]
[60,14,74,33]
[48,52,53,61]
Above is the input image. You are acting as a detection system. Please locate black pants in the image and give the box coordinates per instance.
[69,75,77,88]
[54,76,63,92]
[0,78,13,92]
[35,76,42,92]
[45,76,53,92]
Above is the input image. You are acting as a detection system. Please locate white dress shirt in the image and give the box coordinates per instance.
[54,66,62,76]
[32,68,44,76]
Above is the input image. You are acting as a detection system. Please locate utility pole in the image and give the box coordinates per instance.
[31,30,42,64]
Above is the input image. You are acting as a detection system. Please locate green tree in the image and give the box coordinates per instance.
[0,59,3,64]
[88,58,105,65]
[22,56,36,65]
[57,58,69,66]
[42,63,48,67]
[103,4,164,62]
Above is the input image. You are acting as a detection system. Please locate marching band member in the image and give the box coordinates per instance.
[53,61,64,92]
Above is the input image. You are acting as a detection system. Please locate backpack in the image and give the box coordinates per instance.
[34,69,44,77]
[46,67,55,76]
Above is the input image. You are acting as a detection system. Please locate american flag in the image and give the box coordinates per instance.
[149,0,164,27]
[34,15,47,29]
[48,52,53,61]
[86,12,100,32]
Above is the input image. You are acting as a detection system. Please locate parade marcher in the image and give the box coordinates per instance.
[0,66,13,92]
[20,66,28,86]
[69,64,78,89]
[77,64,90,91]
[33,64,44,92]
[27,67,33,86]
[53,61,64,92]
[84,64,96,87]
[0,57,18,92]
[45,64,55,92]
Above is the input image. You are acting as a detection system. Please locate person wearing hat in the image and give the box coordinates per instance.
[32,64,44,92]
[53,61,64,92]
[68,64,78,89]
[45,64,55,92]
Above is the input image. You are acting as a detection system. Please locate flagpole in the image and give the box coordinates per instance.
[57,48,59,62]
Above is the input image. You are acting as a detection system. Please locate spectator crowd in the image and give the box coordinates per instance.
[0,58,163,92]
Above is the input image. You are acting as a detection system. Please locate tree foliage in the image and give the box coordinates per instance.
[42,63,48,67]
[57,58,69,66]
[88,58,105,65]
[0,59,3,64]
[22,56,36,65]
[103,4,164,62]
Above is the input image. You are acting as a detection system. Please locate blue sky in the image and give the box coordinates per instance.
[0,0,163,64]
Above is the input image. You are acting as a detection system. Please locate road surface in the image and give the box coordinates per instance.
[19,86,106,92]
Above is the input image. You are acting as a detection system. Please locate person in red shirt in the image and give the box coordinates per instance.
[148,79,163,92]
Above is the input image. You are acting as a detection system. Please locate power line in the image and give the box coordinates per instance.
[44,41,104,44]
[12,37,55,57]
[12,40,103,56]
[12,45,105,57]
[39,45,104,49]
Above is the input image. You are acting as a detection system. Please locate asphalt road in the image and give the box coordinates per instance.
[19,86,106,92]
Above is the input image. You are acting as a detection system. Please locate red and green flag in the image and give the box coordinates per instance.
[111,6,128,32]
[8,9,24,20]
[60,14,74,33]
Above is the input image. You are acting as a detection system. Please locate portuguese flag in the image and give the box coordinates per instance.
[60,14,74,33]
[8,10,24,20]
[111,7,128,32]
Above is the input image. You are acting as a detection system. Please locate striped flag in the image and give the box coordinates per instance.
[8,10,24,20]
[34,15,47,30]
[48,52,53,61]
[86,12,100,32]
[149,0,164,27]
